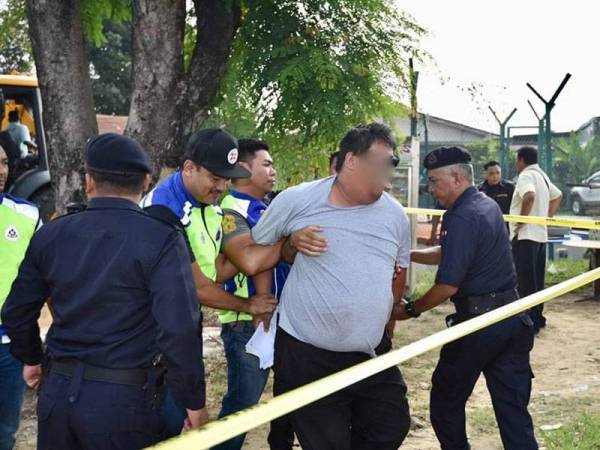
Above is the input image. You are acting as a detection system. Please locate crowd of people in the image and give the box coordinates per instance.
[0,121,561,450]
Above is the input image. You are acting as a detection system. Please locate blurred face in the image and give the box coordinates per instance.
[182,161,228,205]
[350,140,398,199]
[428,167,463,208]
[240,150,276,196]
[0,147,8,192]
[485,164,501,185]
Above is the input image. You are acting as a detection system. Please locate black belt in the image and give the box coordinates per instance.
[50,360,149,387]
[454,288,519,317]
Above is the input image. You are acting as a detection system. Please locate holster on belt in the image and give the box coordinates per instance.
[449,288,519,325]
[146,353,167,410]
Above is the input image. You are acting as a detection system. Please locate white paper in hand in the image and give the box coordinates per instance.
[246,308,278,369]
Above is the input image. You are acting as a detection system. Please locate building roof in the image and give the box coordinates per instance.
[422,114,497,138]
[96,115,128,135]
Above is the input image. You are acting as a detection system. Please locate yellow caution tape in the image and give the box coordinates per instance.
[405,207,600,230]
[150,267,600,450]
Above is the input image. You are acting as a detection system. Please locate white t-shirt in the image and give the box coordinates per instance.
[509,164,562,242]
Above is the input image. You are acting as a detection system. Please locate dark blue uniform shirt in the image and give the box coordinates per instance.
[478,179,515,214]
[1,197,206,409]
[436,187,517,299]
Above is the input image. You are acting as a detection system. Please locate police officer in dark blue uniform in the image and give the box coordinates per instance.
[394,146,537,450]
[1,133,207,450]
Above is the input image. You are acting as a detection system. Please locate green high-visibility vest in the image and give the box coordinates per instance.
[0,195,40,324]
[218,194,253,324]
[187,205,223,282]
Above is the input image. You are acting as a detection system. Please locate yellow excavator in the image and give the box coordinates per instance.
[0,73,52,219]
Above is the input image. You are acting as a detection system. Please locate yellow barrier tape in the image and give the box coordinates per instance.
[405,207,600,230]
[151,267,600,450]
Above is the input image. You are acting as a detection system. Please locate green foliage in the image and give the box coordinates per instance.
[464,139,501,184]
[553,133,600,201]
[205,0,424,185]
[80,0,131,47]
[0,0,33,73]
[545,258,590,290]
[543,414,600,450]
[87,20,132,115]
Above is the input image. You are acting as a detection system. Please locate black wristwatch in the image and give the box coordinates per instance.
[405,300,421,318]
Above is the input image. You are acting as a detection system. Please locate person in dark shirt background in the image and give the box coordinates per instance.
[478,160,515,214]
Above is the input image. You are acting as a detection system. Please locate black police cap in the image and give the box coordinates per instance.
[423,146,472,170]
[184,128,250,179]
[85,133,151,175]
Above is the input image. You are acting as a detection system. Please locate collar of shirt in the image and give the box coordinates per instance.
[229,189,268,226]
[481,180,508,190]
[229,189,267,208]
[447,186,478,214]
[174,170,202,208]
[521,164,541,175]
[87,197,142,211]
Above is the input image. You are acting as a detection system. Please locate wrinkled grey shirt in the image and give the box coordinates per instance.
[252,177,410,355]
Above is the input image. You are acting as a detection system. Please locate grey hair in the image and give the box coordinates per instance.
[440,163,474,184]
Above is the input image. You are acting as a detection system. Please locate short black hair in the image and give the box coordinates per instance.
[8,110,19,122]
[329,151,339,167]
[336,122,396,172]
[87,169,146,195]
[484,160,501,170]
[237,138,269,163]
[517,146,538,165]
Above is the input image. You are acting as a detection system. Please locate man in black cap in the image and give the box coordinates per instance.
[142,128,281,436]
[1,133,207,449]
[394,146,537,450]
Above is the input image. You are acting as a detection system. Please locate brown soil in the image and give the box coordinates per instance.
[16,291,600,449]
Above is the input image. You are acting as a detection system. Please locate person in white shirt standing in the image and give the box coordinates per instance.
[510,146,562,334]
[6,110,37,158]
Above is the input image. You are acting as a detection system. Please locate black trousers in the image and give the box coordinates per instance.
[512,239,547,331]
[430,314,537,450]
[37,372,164,450]
[273,328,411,450]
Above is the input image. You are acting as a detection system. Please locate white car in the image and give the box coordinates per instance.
[570,170,600,215]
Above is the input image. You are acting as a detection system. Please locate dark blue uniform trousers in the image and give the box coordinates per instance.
[430,314,538,450]
[37,371,164,450]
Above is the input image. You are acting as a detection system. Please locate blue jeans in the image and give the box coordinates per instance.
[159,386,187,438]
[0,343,25,450]
[213,321,270,450]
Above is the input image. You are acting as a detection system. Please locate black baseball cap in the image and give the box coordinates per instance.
[184,128,250,179]
[423,146,472,170]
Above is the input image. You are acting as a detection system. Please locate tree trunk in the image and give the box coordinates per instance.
[25,0,98,213]
[127,0,241,173]
[125,0,185,172]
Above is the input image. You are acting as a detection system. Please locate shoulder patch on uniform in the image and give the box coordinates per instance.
[222,214,237,234]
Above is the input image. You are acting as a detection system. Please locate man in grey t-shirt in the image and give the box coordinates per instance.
[252,123,411,450]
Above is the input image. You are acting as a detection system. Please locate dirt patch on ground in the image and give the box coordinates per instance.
[16,290,600,449]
